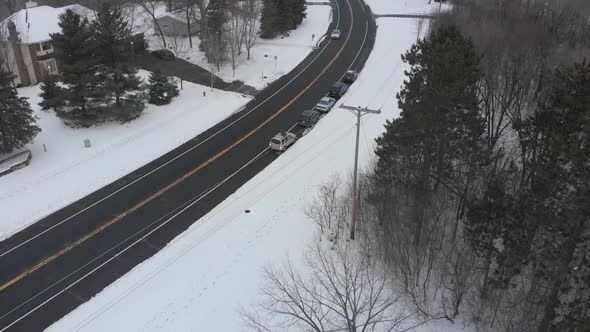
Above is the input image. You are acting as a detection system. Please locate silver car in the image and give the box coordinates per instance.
[314,97,336,113]
[331,29,341,40]
[269,132,297,152]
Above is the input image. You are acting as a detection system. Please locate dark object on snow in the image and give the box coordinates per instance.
[152,49,176,61]
[0,150,32,177]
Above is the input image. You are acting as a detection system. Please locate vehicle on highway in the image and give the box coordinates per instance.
[314,96,337,113]
[342,70,358,84]
[298,110,320,127]
[269,132,297,152]
[152,49,175,61]
[328,82,349,99]
[331,29,341,40]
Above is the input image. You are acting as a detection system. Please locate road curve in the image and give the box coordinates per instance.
[0,0,376,329]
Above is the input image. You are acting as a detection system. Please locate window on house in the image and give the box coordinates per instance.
[35,44,42,52]
[42,42,52,51]
[39,58,58,75]
[163,24,168,28]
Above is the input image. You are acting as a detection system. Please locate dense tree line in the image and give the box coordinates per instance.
[364,1,590,331]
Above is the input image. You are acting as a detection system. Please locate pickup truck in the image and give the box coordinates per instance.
[269,132,297,152]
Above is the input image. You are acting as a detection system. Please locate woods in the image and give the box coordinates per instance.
[366,0,590,330]
[252,1,589,331]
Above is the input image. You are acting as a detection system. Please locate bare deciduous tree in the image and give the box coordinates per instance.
[134,0,168,48]
[167,27,186,57]
[305,176,347,243]
[243,242,418,332]
[227,0,244,77]
[243,0,260,60]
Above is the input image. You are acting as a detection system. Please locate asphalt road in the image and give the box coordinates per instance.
[0,0,376,330]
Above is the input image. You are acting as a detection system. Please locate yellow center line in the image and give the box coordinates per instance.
[0,0,355,293]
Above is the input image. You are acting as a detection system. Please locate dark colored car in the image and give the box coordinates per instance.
[298,110,320,127]
[328,82,349,99]
[152,49,175,61]
[342,70,358,84]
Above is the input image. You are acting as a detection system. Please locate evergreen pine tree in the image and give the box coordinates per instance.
[148,71,179,105]
[38,75,64,111]
[291,0,307,28]
[50,9,100,119]
[522,59,590,332]
[375,25,483,246]
[92,3,143,111]
[276,0,292,32]
[0,66,40,154]
[260,0,280,39]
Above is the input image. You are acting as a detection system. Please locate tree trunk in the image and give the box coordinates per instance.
[186,6,193,48]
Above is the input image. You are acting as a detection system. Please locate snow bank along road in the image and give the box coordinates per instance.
[0,0,375,330]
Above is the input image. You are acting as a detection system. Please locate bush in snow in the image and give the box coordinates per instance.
[38,75,65,111]
[147,71,179,106]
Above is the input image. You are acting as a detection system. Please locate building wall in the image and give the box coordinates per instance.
[20,43,38,85]
[156,16,199,37]
[0,41,21,85]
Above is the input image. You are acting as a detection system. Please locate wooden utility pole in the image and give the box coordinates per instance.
[340,105,381,240]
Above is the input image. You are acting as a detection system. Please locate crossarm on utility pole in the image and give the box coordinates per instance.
[339,105,381,240]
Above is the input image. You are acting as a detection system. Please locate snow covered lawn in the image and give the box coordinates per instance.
[0,72,250,240]
[144,5,332,90]
[46,5,464,332]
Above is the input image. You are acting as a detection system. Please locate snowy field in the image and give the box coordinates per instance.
[46,1,468,331]
[0,72,250,240]
[142,5,332,90]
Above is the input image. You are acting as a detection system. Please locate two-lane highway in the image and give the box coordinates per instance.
[0,0,376,329]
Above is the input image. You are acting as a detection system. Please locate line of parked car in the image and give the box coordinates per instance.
[269,69,359,152]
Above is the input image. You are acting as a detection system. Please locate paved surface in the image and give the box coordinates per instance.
[135,52,258,95]
[0,0,376,330]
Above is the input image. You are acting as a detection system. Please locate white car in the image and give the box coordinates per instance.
[314,97,337,113]
[331,29,341,40]
[269,132,297,152]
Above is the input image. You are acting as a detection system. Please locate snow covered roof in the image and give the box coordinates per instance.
[1,4,92,45]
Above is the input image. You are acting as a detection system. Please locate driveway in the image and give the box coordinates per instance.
[134,51,258,96]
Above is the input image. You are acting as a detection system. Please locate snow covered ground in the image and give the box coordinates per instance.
[46,1,469,331]
[368,0,451,15]
[141,5,332,90]
[0,72,250,240]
